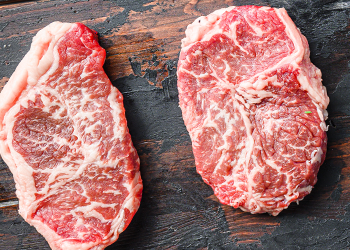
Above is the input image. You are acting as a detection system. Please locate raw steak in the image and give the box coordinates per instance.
[0,22,142,249]
[177,6,329,215]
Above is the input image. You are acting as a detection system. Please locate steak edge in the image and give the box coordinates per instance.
[0,22,142,249]
[177,6,329,215]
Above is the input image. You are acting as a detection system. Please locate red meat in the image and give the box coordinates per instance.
[0,22,142,249]
[177,6,329,215]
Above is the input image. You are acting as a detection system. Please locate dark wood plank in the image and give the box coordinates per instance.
[0,158,16,202]
[0,0,32,5]
[0,0,350,249]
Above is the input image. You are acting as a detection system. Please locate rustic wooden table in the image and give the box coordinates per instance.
[0,0,349,249]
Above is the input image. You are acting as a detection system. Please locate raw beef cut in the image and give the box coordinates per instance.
[0,22,142,249]
[177,6,329,215]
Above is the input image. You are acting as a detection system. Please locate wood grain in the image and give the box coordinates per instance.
[0,0,350,249]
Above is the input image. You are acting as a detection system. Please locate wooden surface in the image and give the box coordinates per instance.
[0,0,350,249]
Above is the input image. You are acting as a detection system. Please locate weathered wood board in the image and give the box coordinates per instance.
[0,0,350,249]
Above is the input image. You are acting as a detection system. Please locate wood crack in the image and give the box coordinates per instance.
[0,199,18,208]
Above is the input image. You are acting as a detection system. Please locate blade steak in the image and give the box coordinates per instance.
[177,6,329,215]
[0,22,142,249]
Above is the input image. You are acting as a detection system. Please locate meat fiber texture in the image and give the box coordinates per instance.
[177,6,329,216]
[0,22,142,249]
